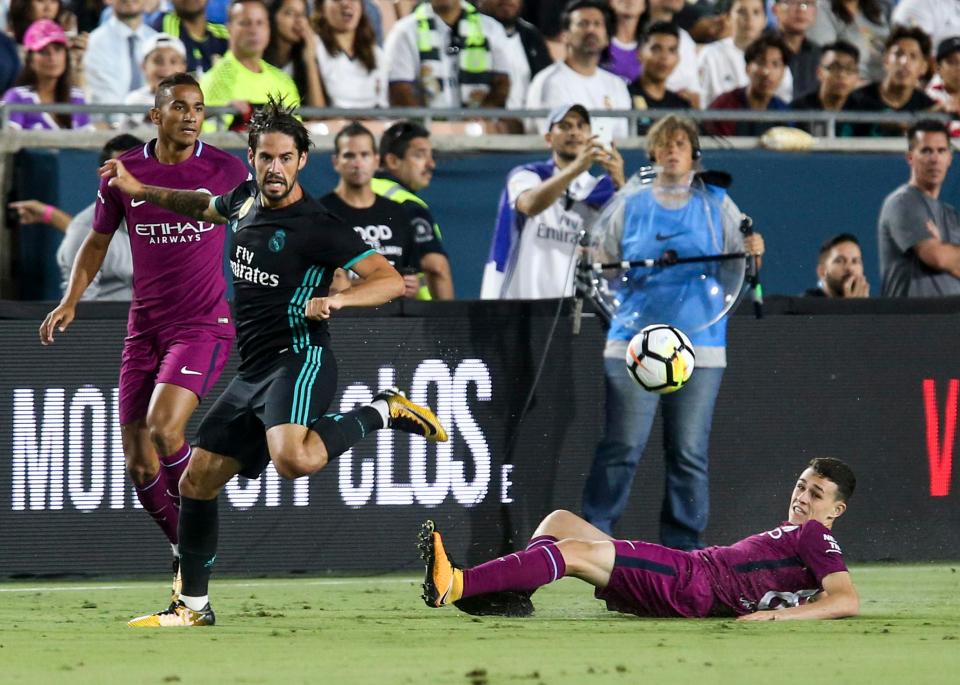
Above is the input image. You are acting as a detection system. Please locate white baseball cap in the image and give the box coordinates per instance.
[141,34,188,62]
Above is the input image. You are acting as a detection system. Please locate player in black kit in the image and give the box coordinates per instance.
[102,98,449,627]
[320,122,423,299]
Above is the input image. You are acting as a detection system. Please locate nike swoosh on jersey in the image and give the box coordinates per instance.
[180,366,203,376]
[131,199,146,207]
[656,232,682,241]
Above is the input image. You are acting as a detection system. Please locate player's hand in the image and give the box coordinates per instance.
[744,233,765,257]
[305,295,344,320]
[736,611,777,622]
[9,200,51,224]
[842,273,870,298]
[99,159,145,199]
[597,141,626,188]
[402,274,420,299]
[571,136,608,175]
[39,302,76,346]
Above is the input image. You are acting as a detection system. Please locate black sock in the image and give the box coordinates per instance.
[310,406,384,460]
[178,495,218,599]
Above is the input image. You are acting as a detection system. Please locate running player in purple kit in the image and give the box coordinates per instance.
[39,73,249,595]
[420,458,860,621]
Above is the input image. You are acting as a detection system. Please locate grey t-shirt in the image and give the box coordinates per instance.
[56,202,133,301]
[878,183,960,297]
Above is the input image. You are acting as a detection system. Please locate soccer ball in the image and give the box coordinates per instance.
[625,324,696,394]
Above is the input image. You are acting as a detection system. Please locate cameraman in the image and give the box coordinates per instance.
[481,103,624,299]
[582,114,764,550]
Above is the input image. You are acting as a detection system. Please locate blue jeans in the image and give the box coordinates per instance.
[582,357,724,550]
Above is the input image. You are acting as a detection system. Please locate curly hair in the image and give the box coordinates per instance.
[248,95,311,154]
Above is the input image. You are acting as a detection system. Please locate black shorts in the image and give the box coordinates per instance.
[194,346,338,479]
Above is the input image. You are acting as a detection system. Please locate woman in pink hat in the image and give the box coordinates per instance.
[1,19,91,129]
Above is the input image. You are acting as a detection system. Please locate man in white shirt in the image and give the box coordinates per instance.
[481,103,625,300]
[384,0,511,108]
[525,0,631,137]
[699,0,793,107]
[478,0,553,110]
[892,0,960,53]
[647,0,702,108]
[84,0,158,108]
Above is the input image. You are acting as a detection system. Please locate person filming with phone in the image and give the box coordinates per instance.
[480,103,624,299]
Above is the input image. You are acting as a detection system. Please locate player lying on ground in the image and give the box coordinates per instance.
[101,97,449,627]
[420,458,859,620]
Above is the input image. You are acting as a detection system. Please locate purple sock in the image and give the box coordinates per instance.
[160,443,192,508]
[526,534,558,551]
[134,471,178,544]
[462,544,566,600]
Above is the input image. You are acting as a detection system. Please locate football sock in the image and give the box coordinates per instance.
[159,443,192,507]
[526,535,558,551]
[461,544,566,600]
[178,496,218,598]
[179,594,209,612]
[310,406,384,460]
[370,398,389,427]
[134,470,178,544]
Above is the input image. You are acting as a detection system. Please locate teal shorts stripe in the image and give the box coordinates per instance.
[290,346,323,424]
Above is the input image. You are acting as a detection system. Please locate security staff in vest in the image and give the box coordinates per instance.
[372,121,454,300]
[384,0,512,108]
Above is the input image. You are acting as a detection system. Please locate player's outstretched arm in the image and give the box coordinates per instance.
[40,230,113,345]
[737,572,859,622]
[304,253,404,320]
[98,159,228,224]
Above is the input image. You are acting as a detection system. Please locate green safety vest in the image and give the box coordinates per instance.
[414,1,492,106]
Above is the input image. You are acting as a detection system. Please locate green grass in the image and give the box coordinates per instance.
[3,564,959,684]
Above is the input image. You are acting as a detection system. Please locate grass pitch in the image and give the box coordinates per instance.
[2,564,959,685]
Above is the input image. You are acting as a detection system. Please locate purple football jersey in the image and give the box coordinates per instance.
[94,140,248,334]
[696,520,849,615]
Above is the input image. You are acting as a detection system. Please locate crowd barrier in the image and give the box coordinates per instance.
[2,298,959,577]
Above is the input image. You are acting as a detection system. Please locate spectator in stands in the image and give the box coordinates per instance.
[791,40,859,112]
[2,19,91,129]
[879,119,960,297]
[372,121,454,299]
[600,0,645,84]
[0,30,20,93]
[525,0,631,138]
[699,0,792,108]
[312,0,388,109]
[384,0,511,109]
[263,0,323,107]
[807,0,890,83]
[804,233,870,297]
[647,0,702,108]
[843,25,934,137]
[892,0,960,55]
[480,103,624,299]
[630,21,692,133]
[705,32,790,136]
[122,33,188,128]
[150,0,229,76]
[84,0,157,107]
[927,37,960,138]
[774,0,820,100]
[7,0,61,45]
[199,0,299,131]
[675,0,729,45]
[478,0,552,110]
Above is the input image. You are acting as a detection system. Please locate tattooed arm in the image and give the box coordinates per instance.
[99,158,228,224]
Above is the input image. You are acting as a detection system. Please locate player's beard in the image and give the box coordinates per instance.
[261,172,296,202]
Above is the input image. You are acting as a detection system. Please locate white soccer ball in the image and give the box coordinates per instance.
[625,324,696,394]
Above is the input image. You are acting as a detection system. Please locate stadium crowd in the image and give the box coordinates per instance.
[1,0,959,136]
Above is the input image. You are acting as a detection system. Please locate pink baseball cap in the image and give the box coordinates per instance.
[23,20,68,52]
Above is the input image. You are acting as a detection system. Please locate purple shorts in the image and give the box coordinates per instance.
[118,324,232,425]
[594,540,716,618]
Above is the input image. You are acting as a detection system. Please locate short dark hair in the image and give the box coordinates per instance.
[822,40,860,63]
[99,134,144,167]
[334,121,377,155]
[906,118,951,149]
[560,0,614,35]
[640,21,679,46]
[248,95,311,155]
[806,458,856,502]
[745,32,791,66]
[154,72,201,109]
[817,233,861,262]
[379,120,430,161]
[884,24,932,58]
